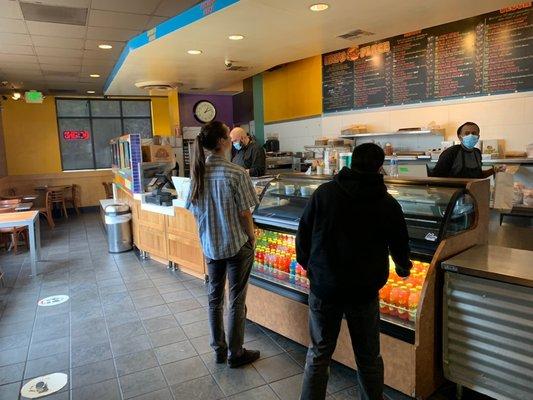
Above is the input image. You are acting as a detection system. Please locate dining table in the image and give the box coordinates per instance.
[0,210,41,276]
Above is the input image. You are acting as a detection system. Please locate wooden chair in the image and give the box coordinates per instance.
[65,184,81,215]
[102,182,113,199]
[49,188,68,219]
[0,205,29,254]
[38,191,55,229]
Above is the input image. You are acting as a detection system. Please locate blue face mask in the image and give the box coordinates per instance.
[233,142,242,151]
[461,134,479,149]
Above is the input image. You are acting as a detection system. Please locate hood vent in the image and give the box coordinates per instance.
[226,65,249,72]
[338,29,374,41]
[20,2,88,26]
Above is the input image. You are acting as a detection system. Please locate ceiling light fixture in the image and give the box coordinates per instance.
[309,3,329,11]
[86,90,95,94]
[228,35,244,41]
[98,44,113,49]
[11,92,21,100]
[89,74,100,78]
[187,49,202,55]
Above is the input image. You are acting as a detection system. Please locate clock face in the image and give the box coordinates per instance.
[193,100,216,123]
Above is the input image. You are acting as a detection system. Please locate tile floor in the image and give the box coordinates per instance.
[0,212,497,400]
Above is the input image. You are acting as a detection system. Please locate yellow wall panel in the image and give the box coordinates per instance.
[151,97,171,136]
[263,55,322,123]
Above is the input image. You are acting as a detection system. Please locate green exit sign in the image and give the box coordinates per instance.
[25,90,43,103]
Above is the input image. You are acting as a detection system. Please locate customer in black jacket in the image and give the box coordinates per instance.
[296,143,412,400]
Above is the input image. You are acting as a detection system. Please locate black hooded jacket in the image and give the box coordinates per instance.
[296,167,412,303]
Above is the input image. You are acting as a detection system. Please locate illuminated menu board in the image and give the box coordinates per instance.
[322,3,532,112]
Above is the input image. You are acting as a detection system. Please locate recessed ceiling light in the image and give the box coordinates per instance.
[228,35,244,41]
[187,49,202,55]
[89,74,100,78]
[309,3,329,11]
[12,92,21,100]
[86,90,96,94]
[98,44,112,49]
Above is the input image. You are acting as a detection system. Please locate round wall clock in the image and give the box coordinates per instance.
[193,100,217,123]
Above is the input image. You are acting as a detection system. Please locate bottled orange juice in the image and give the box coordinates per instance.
[408,287,421,322]
[379,285,391,314]
[398,286,410,320]
[389,284,400,316]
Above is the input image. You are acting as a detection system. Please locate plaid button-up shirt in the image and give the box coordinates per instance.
[188,154,259,260]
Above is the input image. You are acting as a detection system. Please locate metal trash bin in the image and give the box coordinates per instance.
[105,204,132,253]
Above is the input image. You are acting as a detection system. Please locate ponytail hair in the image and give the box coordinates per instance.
[189,121,228,203]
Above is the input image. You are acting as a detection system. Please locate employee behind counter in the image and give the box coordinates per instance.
[230,127,266,177]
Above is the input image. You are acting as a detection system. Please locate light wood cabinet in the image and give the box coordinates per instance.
[166,208,205,277]
[137,223,167,258]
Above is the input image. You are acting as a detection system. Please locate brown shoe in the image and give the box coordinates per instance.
[227,349,260,368]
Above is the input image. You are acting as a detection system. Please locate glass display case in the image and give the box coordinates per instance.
[251,174,478,341]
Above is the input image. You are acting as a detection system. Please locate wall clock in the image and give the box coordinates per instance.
[193,100,216,123]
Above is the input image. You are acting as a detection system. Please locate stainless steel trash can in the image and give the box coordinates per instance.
[105,204,132,253]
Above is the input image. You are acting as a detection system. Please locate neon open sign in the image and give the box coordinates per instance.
[63,130,90,140]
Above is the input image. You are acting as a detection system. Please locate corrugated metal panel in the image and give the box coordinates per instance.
[443,273,533,400]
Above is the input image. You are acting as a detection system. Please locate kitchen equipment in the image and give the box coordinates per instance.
[264,138,280,152]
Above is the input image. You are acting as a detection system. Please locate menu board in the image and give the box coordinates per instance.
[323,3,533,112]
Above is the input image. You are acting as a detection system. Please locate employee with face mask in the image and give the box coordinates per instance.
[431,122,493,179]
[230,127,266,177]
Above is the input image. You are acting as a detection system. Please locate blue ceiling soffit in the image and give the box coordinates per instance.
[104,0,240,92]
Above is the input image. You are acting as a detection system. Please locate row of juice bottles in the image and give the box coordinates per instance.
[253,229,309,289]
[378,258,430,322]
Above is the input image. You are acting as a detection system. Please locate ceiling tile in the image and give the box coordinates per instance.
[145,16,167,31]
[35,47,84,58]
[31,36,85,49]
[26,0,90,7]
[91,0,160,15]
[0,18,27,34]
[83,48,121,59]
[37,56,82,66]
[84,39,124,51]
[0,44,35,55]
[26,21,86,39]
[0,54,38,63]
[79,76,106,83]
[0,65,41,73]
[1,71,43,80]
[0,0,23,19]
[88,10,150,30]
[40,63,81,73]
[82,58,116,66]
[154,0,202,17]
[86,26,139,41]
[80,65,112,74]
[0,33,32,46]
[44,73,80,82]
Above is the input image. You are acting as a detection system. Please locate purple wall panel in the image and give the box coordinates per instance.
[179,94,234,127]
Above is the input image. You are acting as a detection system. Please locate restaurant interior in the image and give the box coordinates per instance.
[0,1,531,399]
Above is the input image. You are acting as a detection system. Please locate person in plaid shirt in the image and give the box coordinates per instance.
[187,121,261,368]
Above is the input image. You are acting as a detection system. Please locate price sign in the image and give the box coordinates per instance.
[63,130,90,140]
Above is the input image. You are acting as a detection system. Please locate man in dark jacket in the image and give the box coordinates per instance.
[230,127,266,177]
[296,143,412,400]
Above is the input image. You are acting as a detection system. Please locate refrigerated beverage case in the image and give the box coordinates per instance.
[389,284,400,316]
[398,286,410,320]
[379,284,391,314]
[408,287,422,322]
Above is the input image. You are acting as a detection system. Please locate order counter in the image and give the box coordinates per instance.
[246,174,490,399]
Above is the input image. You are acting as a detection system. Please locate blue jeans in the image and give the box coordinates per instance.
[206,241,254,359]
[301,292,384,400]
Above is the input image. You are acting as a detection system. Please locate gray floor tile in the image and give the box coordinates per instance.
[174,308,208,325]
[71,358,116,389]
[213,364,266,396]
[154,340,197,365]
[108,320,146,341]
[0,332,31,351]
[253,353,303,383]
[111,334,152,357]
[327,362,358,394]
[332,386,360,399]
[129,287,160,299]
[133,294,166,310]
[97,277,124,288]
[167,298,202,314]
[131,387,173,400]
[103,299,136,315]
[269,373,304,400]
[71,341,112,367]
[71,329,109,348]
[24,352,70,380]
[71,306,104,324]
[148,326,187,348]
[28,336,69,360]
[71,378,121,400]
[0,320,34,338]
[142,315,179,333]
[244,337,285,360]
[0,362,25,385]
[190,334,212,355]
[155,282,186,295]
[34,312,69,332]
[287,348,307,367]
[125,280,155,291]
[0,346,27,367]
[98,284,128,296]
[160,356,210,386]
[227,385,280,400]
[161,289,192,303]
[119,366,168,399]
[170,375,224,400]
[182,319,211,339]
[0,381,21,399]
[105,310,140,328]
[70,317,107,338]
[137,304,171,320]
[32,323,70,344]
[115,349,159,377]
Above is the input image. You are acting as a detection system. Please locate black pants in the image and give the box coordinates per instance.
[300,292,384,400]
[205,241,254,359]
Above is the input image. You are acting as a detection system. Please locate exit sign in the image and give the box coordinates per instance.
[25,90,43,103]
[63,130,90,140]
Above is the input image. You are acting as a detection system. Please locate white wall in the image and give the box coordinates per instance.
[265,92,533,153]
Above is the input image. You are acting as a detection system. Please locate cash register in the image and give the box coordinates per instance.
[145,173,176,206]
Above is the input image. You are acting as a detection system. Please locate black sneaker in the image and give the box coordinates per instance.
[228,349,260,368]
[215,352,227,364]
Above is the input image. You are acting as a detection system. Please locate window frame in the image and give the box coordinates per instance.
[55,98,153,171]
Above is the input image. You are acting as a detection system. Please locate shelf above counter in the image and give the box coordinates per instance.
[341,129,444,138]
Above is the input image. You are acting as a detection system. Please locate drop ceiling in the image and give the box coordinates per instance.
[105,0,513,96]
[0,0,202,95]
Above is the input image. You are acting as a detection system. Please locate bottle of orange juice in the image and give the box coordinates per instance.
[408,287,422,322]
[379,284,391,314]
[398,286,410,320]
[388,284,400,317]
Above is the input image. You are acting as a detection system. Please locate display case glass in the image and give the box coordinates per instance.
[251,174,478,336]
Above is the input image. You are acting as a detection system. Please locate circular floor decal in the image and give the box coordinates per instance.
[37,295,69,307]
[21,373,68,399]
